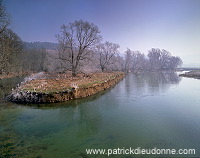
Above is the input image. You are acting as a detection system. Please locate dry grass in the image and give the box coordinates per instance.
[0,72,31,79]
[18,72,124,93]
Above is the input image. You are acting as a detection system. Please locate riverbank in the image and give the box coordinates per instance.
[0,72,31,80]
[179,71,200,79]
[6,72,125,103]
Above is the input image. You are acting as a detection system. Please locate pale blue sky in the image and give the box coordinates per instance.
[4,0,200,67]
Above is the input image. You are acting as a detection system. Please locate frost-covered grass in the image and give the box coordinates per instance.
[23,72,45,83]
[17,72,124,93]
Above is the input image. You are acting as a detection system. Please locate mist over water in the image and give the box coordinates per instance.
[1,72,200,157]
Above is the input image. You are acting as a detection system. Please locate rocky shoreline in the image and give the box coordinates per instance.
[179,71,200,79]
[6,72,125,103]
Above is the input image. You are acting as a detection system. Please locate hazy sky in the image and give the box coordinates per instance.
[4,0,200,67]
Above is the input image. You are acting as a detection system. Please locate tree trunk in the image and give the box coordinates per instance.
[72,67,76,76]
[101,67,105,72]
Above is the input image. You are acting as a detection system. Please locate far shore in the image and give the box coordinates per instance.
[179,70,200,79]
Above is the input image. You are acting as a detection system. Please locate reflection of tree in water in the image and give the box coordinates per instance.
[125,72,181,96]
[9,92,103,157]
[124,74,131,96]
[124,73,146,96]
[58,92,104,138]
[59,104,101,138]
[144,72,181,94]
[52,94,103,157]
[13,86,105,139]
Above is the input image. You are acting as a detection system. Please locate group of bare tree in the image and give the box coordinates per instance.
[124,48,183,73]
[0,0,182,76]
[0,0,23,74]
[55,20,124,76]
[97,41,120,72]
[148,48,182,71]
[56,20,102,76]
[0,0,9,34]
[55,20,182,76]
[0,1,47,75]
[1,1,123,76]
[21,48,47,72]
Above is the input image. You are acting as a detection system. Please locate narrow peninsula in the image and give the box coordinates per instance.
[6,72,125,103]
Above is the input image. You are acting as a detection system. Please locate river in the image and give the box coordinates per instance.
[0,72,200,157]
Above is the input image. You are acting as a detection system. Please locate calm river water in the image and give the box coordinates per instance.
[0,72,200,158]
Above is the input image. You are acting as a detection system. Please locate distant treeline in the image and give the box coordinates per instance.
[0,0,182,76]
[124,48,182,73]
[23,42,58,50]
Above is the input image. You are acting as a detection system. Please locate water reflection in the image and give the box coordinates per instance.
[58,104,101,138]
[0,93,104,157]
[2,72,200,157]
[145,72,181,92]
[125,72,181,96]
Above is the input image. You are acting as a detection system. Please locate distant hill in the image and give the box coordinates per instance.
[23,41,58,50]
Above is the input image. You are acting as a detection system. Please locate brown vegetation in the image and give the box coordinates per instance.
[19,72,123,93]
[7,72,125,103]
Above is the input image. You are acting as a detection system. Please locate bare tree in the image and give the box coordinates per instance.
[111,54,125,71]
[169,56,182,70]
[56,20,102,76]
[147,48,182,71]
[124,48,132,73]
[0,29,22,74]
[0,1,23,74]
[159,49,171,70]
[21,48,47,72]
[96,41,120,72]
[147,48,161,71]
[0,0,10,35]
[132,51,147,73]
